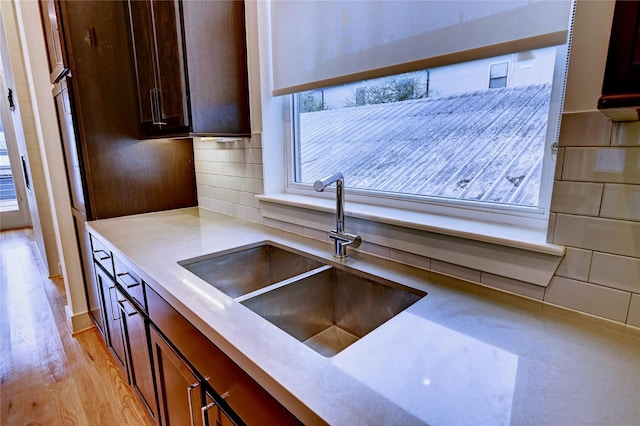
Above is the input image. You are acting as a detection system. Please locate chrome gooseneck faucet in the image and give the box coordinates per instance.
[314,172,361,258]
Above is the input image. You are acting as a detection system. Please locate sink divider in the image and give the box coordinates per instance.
[234,265,333,303]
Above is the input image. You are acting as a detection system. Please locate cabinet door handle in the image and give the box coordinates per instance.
[117,299,137,317]
[149,89,156,124]
[93,249,110,261]
[201,401,217,426]
[109,286,121,321]
[150,87,166,126]
[116,272,140,288]
[187,381,201,426]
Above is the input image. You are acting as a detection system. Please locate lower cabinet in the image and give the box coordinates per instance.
[88,232,302,425]
[150,327,238,426]
[118,297,158,421]
[95,266,127,370]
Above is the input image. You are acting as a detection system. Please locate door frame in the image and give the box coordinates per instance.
[0,74,30,230]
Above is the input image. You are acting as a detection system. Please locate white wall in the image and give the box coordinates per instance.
[0,1,59,274]
[11,0,91,332]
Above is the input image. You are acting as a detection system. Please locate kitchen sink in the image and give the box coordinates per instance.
[178,243,324,298]
[241,267,426,357]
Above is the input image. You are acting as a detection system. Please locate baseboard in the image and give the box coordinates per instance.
[64,305,95,334]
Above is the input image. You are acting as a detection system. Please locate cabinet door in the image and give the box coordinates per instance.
[95,266,127,370]
[150,326,203,426]
[119,298,158,421]
[128,0,189,135]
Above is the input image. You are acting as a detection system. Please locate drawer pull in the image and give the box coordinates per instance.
[93,249,110,261]
[116,272,140,288]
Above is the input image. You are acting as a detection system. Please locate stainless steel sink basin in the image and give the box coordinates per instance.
[178,243,324,298]
[241,267,426,357]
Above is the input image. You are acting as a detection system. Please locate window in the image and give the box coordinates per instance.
[287,45,568,227]
[273,1,573,228]
[489,62,509,89]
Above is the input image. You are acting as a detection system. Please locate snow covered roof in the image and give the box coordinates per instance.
[299,83,552,207]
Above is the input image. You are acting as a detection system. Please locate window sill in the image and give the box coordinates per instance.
[257,193,564,256]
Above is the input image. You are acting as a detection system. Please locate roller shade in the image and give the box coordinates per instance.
[270,0,572,96]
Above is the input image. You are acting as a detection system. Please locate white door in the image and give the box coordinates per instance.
[0,76,29,230]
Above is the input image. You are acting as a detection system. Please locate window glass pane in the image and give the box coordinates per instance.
[293,47,559,208]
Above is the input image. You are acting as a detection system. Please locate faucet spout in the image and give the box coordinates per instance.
[314,172,361,258]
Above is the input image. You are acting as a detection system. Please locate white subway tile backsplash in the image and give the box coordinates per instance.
[222,162,243,177]
[544,276,631,322]
[193,148,217,162]
[212,187,240,204]
[263,217,284,229]
[246,207,263,224]
[281,221,303,235]
[238,192,258,208]
[389,249,431,271]
[600,184,640,221]
[562,147,640,184]
[245,178,264,194]
[245,149,263,164]
[555,247,592,281]
[558,111,611,147]
[553,214,640,258]
[589,252,640,293]
[547,212,556,243]
[555,147,565,180]
[432,259,481,283]
[194,160,219,174]
[218,175,245,191]
[196,172,217,187]
[481,272,545,300]
[627,294,640,328]
[302,226,329,242]
[550,181,603,216]
[611,121,640,146]
[357,240,391,258]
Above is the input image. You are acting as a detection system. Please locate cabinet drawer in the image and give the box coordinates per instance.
[90,234,114,276]
[147,287,302,425]
[113,255,146,311]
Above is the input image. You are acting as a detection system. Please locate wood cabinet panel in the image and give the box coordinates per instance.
[147,287,302,426]
[127,0,250,138]
[95,266,127,370]
[119,297,157,422]
[150,326,204,426]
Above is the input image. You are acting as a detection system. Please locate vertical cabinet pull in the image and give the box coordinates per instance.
[186,381,201,426]
[201,401,217,426]
[149,87,166,127]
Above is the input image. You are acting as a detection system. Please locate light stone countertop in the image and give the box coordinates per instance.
[87,207,640,425]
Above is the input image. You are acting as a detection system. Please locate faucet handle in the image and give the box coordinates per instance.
[330,231,361,249]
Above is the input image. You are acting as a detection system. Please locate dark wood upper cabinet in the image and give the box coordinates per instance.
[127,0,251,138]
[598,0,640,121]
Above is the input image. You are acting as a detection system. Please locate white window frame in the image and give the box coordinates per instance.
[282,44,569,231]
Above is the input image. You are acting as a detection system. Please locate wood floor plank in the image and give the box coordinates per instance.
[0,229,154,426]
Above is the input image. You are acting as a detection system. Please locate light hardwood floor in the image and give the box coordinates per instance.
[0,228,154,426]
